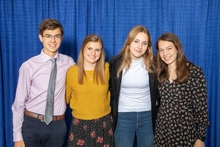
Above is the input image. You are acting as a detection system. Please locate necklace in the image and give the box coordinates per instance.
[86,73,93,81]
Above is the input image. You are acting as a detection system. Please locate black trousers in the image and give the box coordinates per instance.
[22,114,67,147]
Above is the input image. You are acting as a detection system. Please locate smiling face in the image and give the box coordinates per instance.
[39,28,63,57]
[158,40,178,67]
[129,32,149,60]
[83,41,102,66]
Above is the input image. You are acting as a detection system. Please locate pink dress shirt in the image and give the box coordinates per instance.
[12,50,75,141]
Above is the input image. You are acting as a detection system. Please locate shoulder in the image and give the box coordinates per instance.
[188,62,205,78]
[66,65,78,82]
[25,54,41,63]
[58,53,72,59]
[109,55,122,64]
[19,54,41,70]
[58,53,75,65]
[104,62,109,68]
[67,65,78,75]
[104,62,110,77]
[104,62,109,73]
[68,64,78,71]
[188,62,203,72]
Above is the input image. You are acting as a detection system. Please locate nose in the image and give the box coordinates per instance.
[162,49,168,56]
[138,43,142,49]
[92,49,96,55]
[51,36,56,42]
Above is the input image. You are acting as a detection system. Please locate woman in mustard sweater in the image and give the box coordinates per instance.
[65,34,114,147]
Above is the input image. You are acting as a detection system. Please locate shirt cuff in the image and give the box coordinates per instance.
[13,132,23,142]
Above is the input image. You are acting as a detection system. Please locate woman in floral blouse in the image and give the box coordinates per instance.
[154,32,209,147]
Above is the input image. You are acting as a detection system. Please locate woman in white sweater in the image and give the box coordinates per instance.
[109,25,160,147]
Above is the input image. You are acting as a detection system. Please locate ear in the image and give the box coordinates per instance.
[39,34,43,42]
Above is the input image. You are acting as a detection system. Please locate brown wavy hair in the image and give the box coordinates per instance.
[156,32,190,84]
[77,34,106,85]
[117,25,154,77]
[38,18,64,36]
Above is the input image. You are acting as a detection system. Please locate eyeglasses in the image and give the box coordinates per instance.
[43,34,62,39]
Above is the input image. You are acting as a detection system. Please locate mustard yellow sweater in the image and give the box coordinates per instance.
[65,63,111,120]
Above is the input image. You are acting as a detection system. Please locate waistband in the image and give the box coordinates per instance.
[24,110,65,122]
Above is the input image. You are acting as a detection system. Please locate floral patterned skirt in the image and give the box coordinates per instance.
[67,113,115,147]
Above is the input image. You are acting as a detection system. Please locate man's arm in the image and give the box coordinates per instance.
[12,63,31,143]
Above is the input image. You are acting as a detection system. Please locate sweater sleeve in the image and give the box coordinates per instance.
[65,65,76,104]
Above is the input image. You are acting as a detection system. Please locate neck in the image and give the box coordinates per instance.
[43,49,57,58]
[168,65,177,82]
[168,64,176,74]
[84,62,96,70]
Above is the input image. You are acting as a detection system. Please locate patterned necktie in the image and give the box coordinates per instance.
[44,58,57,125]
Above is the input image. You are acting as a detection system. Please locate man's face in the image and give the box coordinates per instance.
[39,28,63,57]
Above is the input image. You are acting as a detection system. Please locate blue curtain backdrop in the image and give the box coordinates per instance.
[0,0,219,146]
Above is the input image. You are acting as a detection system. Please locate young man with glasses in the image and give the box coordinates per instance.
[12,18,75,147]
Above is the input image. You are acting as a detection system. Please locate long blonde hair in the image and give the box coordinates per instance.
[77,34,106,84]
[117,25,154,77]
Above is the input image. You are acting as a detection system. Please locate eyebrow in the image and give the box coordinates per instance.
[159,45,172,49]
[134,38,148,42]
[165,45,172,48]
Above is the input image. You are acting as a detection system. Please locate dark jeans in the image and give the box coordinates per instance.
[22,115,67,147]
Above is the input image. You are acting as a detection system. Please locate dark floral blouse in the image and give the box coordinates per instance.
[154,64,209,146]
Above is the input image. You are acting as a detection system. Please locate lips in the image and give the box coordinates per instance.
[135,49,142,53]
[49,44,57,47]
[163,56,171,61]
[88,55,96,59]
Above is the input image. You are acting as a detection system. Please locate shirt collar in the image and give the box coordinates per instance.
[40,49,59,62]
